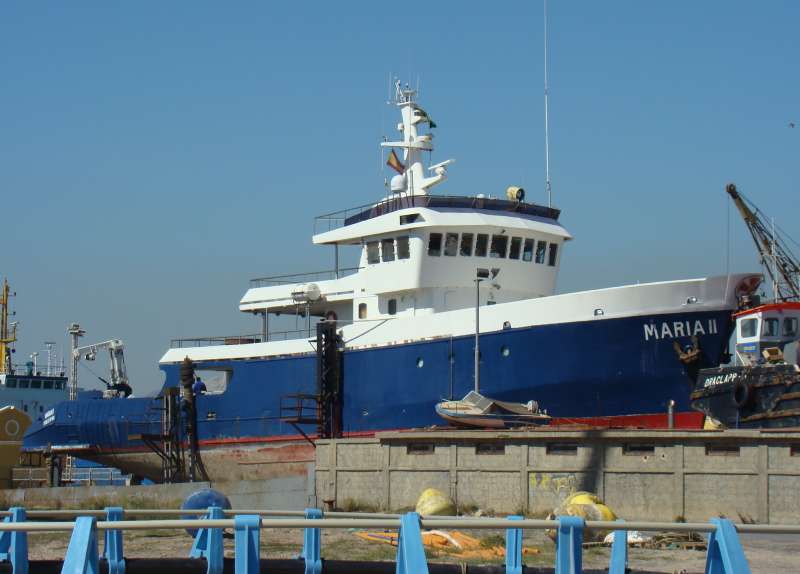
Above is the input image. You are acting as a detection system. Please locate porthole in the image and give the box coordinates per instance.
[501,346,510,357]
[416,358,424,368]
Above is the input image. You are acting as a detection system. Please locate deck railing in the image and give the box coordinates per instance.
[0,505,791,573]
[169,329,313,348]
[313,194,561,234]
[249,267,361,288]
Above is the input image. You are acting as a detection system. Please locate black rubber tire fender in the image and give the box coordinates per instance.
[732,380,754,409]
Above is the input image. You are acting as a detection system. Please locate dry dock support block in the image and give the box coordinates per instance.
[396,512,428,574]
[62,516,99,574]
[554,515,583,574]
[301,508,322,574]
[706,518,751,574]
[233,515,261,574]
[608,519,627,574]
[189,506,224,574]
[504,515,523,574]
[102,507,125,574]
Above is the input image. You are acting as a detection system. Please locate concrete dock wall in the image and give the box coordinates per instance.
[316,429,800,523]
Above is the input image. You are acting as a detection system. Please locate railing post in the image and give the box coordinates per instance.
[234,515,261,574]
[62,516,99,574]
[190,506,224,574]
[301,508,322,574]
[705,518,751,574]
[608,519,627,574]
[0,507,28,574]
[102,507,125,574]
[396,512,428,574]
[505,515,523,574]
[554,515,584,574]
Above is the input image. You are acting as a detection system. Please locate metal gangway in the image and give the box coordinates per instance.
[0,506,795,573]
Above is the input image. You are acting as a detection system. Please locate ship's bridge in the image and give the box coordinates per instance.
[239,193,571,331]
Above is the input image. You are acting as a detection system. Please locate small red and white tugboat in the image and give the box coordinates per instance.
[690,184,800,428]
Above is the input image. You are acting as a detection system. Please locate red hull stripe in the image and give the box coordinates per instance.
[89,413,705,456]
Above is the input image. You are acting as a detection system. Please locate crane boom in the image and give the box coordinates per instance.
[726,183,800,301]
[73,338,129,390]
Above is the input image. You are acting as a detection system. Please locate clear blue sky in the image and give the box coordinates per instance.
[2,2,797,395]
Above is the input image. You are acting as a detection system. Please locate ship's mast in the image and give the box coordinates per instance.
[0,279,18,374]
[380,80,453,198]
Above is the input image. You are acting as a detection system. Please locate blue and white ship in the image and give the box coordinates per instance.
[0,279,69,420]
[24,84,760,482]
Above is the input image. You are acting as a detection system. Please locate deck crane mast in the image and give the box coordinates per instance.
[726,183,800,302]
[72,337,131,397]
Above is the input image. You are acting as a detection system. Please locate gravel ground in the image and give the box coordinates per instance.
[24,527,800,572]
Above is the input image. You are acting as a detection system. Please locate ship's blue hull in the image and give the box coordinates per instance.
[24,309,731,456]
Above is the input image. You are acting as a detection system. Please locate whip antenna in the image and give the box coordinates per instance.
[543,0,553,208]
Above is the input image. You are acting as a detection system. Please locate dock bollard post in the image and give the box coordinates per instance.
[396,512,429,574]
[62,516,99,574]
[190,506,224,574]
[103,507,125,574]
[234,515,261,574]
[705,518,751,574]
[608,519,628,574]
[301,508,322,574]
[505,515,523,574]
[554,515,584,574]
[0,507,28,574]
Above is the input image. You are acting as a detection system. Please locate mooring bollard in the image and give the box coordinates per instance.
[706,518,751,574]
[301,508,322,574]
[103,507,125,574]
[190,506,224,574]
[62,516,99,574]
[396,512,428,574]
[554,515,584,574]
[234,515,261,574]
[608,518,628,574]
[0,507,28,574]
[504,515,523,574]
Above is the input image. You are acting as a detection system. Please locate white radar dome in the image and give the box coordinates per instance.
[390,174,407,193]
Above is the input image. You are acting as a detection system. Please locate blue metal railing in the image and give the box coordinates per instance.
[0,505,774,573]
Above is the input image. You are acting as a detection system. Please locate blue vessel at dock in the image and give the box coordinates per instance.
[24,84,759,482]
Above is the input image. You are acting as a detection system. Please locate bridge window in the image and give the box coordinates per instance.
[18,380,29,389]
[358,303,367,319]
[535,240,547,264]
[785,318,798,337]
[43,380,53,390]
[475,234,489,257]
[366,241,380,264]
[428,233,442,256]
[740,318,757,338]
[460,233,474,256]
[388,299,397,315]
[400,213,420,225]
[522,238,534,262]
[444,233,459,256]
[509,237,522,260]
[490,235,508,258]
[381,238,395,262]
[5,379,16,388]
[548,243,559,266]
[763,318,779,337]
[397,236,410,259]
